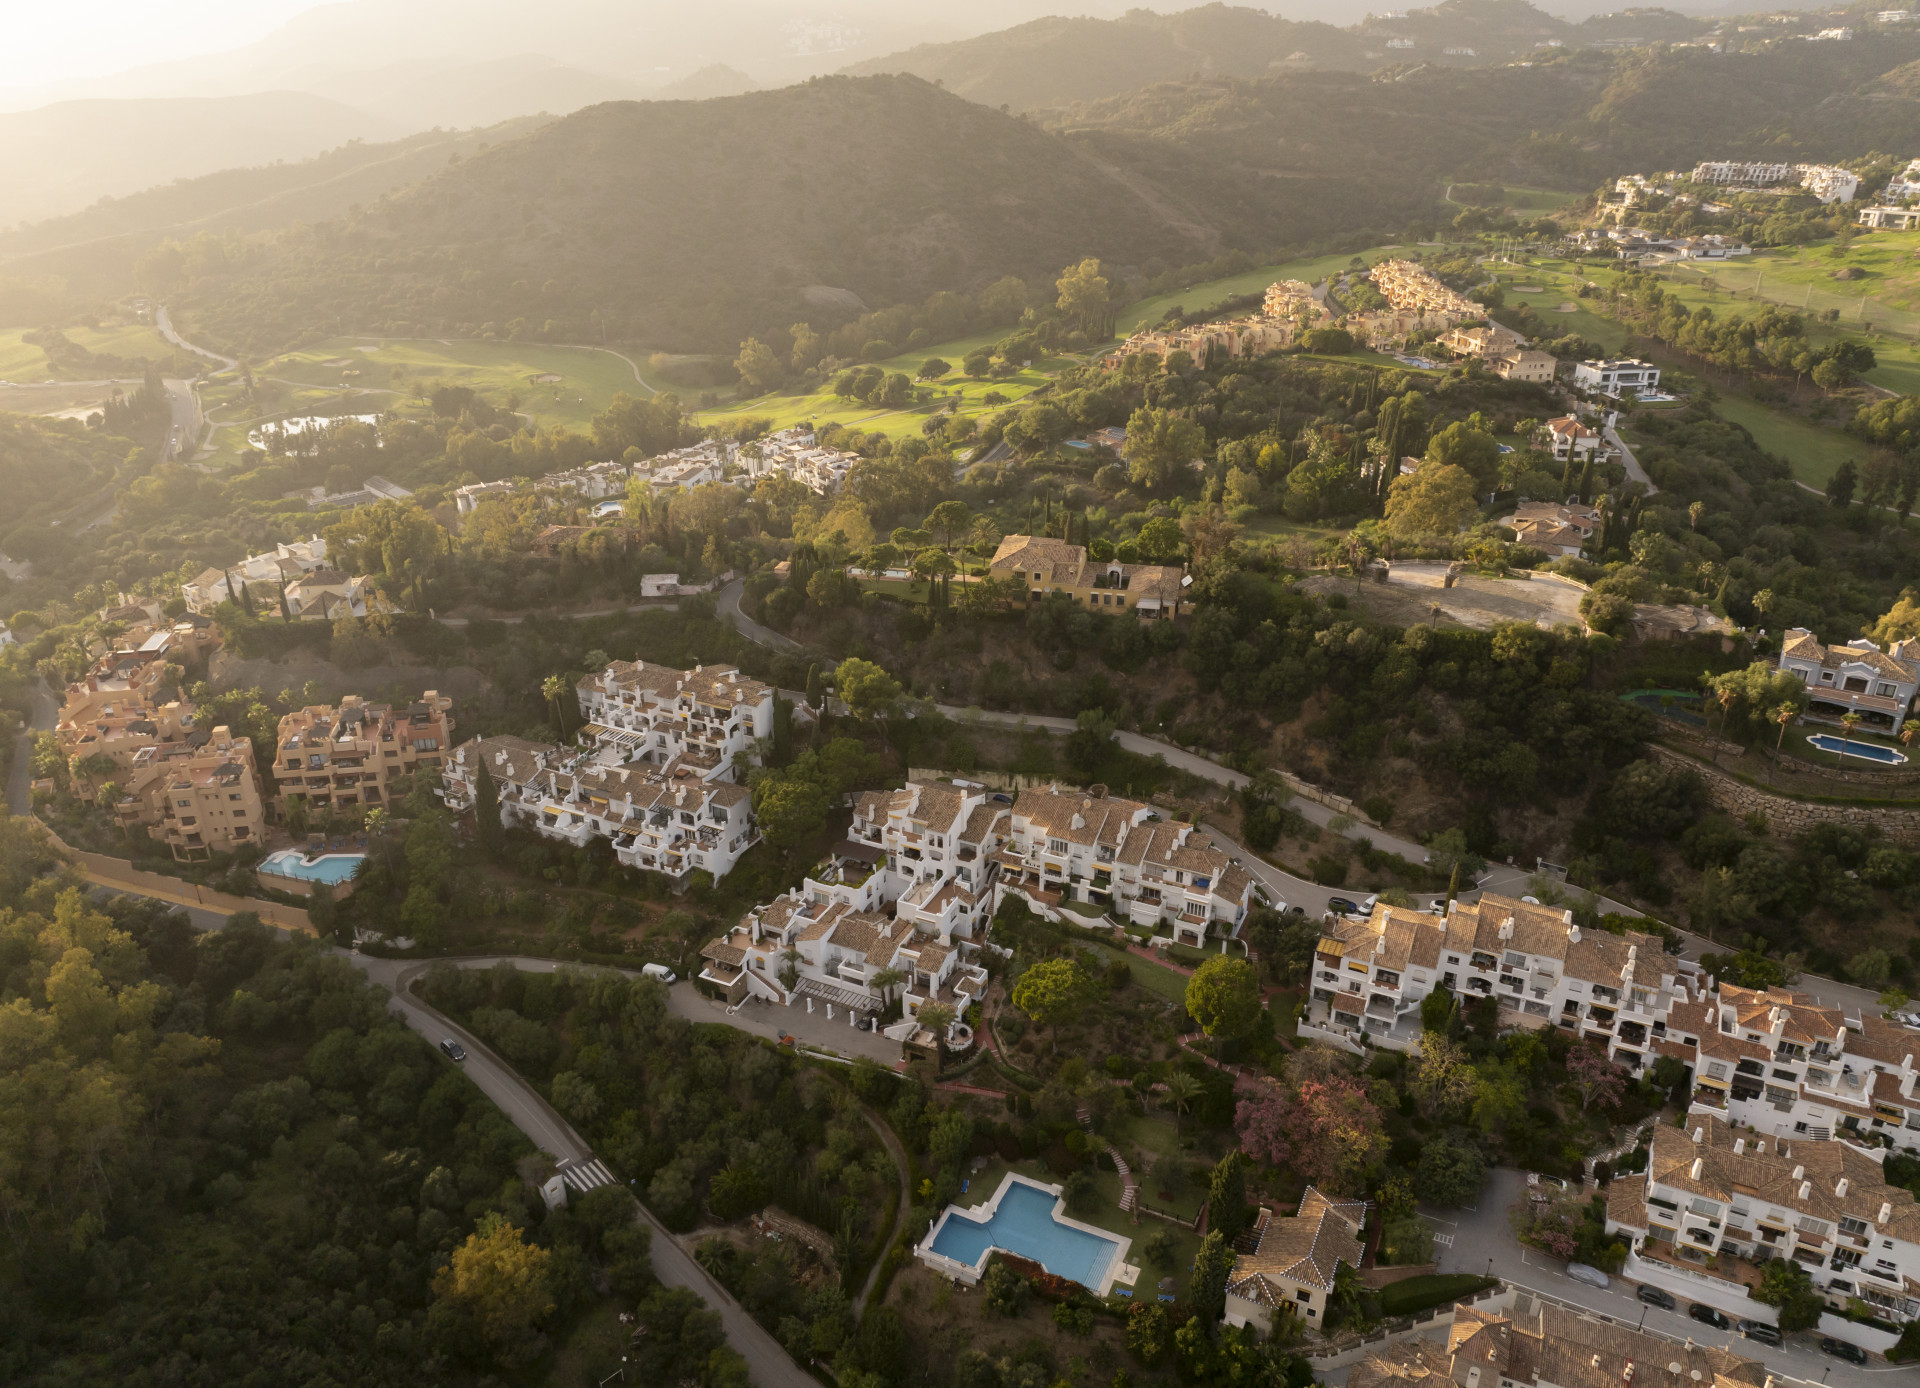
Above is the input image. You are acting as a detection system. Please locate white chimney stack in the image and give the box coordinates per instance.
[1690,1157,1703,1180]
[1793,1164,1804,1181]
[1692,1126,1703,1144]
[1881,1201,1894,1224]
[1799,1180,1812,1201]
[1733,1138,1745,1156]
[1836,1178,1849,1199]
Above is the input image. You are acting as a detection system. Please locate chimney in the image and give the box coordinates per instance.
[1733,1138,1745,1156]
[1880,1201,1894,1225]
[1690,1157,1703,1181]
[1836,1177,1849,1199]
[1692,1126,1703,1144]
[1569,924,1582,943]
[1792,1164,1804,1180]
[1499,916,1514,940]
[1799,1180,1812,1201]
[1756,1140,1766,1154]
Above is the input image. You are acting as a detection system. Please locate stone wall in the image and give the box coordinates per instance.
[1646,745,1920,846]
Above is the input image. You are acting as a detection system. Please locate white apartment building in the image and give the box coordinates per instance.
[1691,161,1792,187]
[441,734,756,884]
[1885,158,1920,202]
[181,537,329,613]
[1684,982,1920,1158]
[995,783,1255,947]
[1861,206,1920,231]
[699,887,990,1044]
[574,659,775,781]
[1346,1301,1766,1388]
[1608,1114,1920,1323]
[1573,358,1660,395]
[1799,164,1861,204]
[1777,627,1920,731]
[1311,895,1675,1056]
[537,459,634,502]
[847,779,1011,942]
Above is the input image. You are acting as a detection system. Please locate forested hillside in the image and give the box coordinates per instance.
[841,0,1711,112]
[0,118,551,324]
[1043,37,1920,197]
[168,76,1214,357]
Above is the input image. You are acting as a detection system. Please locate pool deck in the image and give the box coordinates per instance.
[915,1172,1133,1296]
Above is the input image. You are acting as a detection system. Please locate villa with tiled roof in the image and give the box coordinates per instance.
[988,535,1189,620]
[1224,1188,1367,1333]
[1777,627,1920,731]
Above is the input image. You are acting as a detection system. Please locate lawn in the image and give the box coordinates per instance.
[1711,393,1872,490]
[0,320,175,381]
[196,336,655,464]
[1377,1273,1499,1318]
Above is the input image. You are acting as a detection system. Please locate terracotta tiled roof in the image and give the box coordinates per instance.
[1225,1186,1365,1302]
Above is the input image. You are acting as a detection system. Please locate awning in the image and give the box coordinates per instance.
[834,838,885,865]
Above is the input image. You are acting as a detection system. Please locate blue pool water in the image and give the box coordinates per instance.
[1064,440,1093,450]
[928,1179,1121,1288]
[1806,734,1907,765]
[262,850,366,884]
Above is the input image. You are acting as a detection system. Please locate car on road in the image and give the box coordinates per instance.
[640,963,676,983]
[438,1038,466,1062]
[1635,1285,1675,1310]
[1326,896,1377,918]
[1736,1319,1781,1346]
[1566,1263,1610,1289]
[1688,1303,1731,1329]
[1819,1338,1868,1365]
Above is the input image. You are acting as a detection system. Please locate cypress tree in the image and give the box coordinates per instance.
[1206,1153,1249,1242]
[474,757,503,855]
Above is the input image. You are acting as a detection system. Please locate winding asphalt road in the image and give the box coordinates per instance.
[5,678,55,817]
[349,952,818,1388]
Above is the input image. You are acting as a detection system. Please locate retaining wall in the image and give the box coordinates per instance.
[1646,745,1920,847]
[37,823,315,934]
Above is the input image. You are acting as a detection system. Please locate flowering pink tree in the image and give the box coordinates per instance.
[1234,1094,1292,1168]
[1566,1043,1628,1112]
[1285,1077,1386,1192]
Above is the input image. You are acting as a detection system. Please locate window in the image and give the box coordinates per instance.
[1707,1061,1729,1079]
[176,799,191,808]
[1840,1216,1869,1237]
[1048,838,1067,855]
[1295,1290,1310,1303]
[1797,1216,1832,1237]
[412,737,439,752]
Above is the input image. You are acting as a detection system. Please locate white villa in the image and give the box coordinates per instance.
[181,537,330,613]
[1572,359,1661,396]
[1777,628,1920,731]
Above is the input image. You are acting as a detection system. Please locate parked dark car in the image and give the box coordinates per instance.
[855,1017,874,1032]
[1688,1303,1731,1329]
[1326,898,1363,917]
[439,1038,466,1062]
[1635,1285,1675,1310]
[1737,1320,1782,1346]
[1820,1338,1868,1365]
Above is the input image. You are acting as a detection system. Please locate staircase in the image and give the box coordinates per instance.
[1078,1106,1139,1213]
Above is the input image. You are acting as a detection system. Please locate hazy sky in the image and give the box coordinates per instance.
[0,0,321,94]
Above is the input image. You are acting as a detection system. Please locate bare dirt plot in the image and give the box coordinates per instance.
[1305,571,1585,631]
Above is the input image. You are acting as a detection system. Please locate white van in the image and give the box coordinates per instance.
[641,963,677,983]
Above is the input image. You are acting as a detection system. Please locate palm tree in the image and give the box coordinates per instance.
[1839,711,1863,767]
[541,673,571,739]
[1903,719,1920,760]
[1163,1071,1202,1135]
[1771,703,1798,783]
[871,967,906,1019]
[917,1002,956,1071]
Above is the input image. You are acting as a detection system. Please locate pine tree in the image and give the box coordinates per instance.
[474,757,503,855]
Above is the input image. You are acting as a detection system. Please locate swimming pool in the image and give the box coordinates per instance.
[261,850,367,885]
[1806,734,1908,765]
[922,1175,1127,1292]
